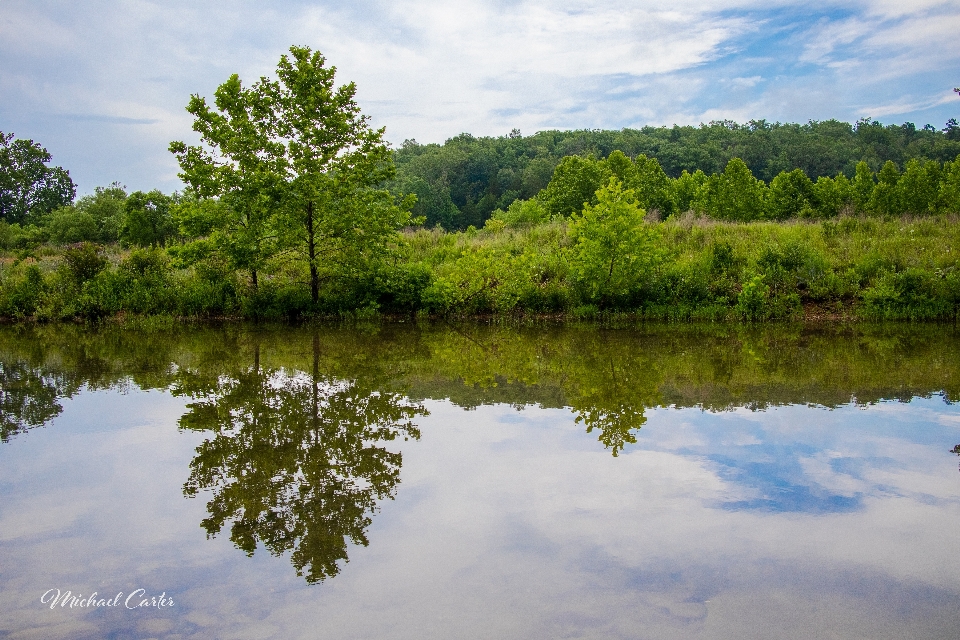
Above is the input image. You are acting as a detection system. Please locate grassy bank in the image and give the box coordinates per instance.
[1,213,958,322]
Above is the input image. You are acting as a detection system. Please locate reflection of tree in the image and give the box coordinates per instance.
[573,402,647,457]
[416,327,662,456]
[566,343,660,457]
[0,361,65,442]
[176,336,425,583]
[952,444,960,471]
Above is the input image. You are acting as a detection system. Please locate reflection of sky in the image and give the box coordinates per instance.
[1,389,959,638]
[639,397,960,515]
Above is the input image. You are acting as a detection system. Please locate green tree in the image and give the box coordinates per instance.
[632,154,676,217]
[44,183,128,245]
[269,46,414,306]
[897,158,940,214]
[851,161,875,213]
[122,190,177,247]
[811,174,853,218]
[703,158,768,221]
[539,155,611,217]
[169,74,285,291]
[0,131,76,224]
[567,178,663,306]
[870,160,902,215]
[45,207,99,244]
[768,169,815,219]
[673,169,708,213]
[938,155,960,212]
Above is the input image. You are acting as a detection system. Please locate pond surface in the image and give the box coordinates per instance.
[1,322,959,639]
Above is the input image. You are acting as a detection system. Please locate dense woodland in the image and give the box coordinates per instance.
[1,48,959,322]
[393,119,960,229]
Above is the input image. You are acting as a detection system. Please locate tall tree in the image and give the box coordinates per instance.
[169,75,285,291]
[0,131,75,224]
[270,46,413,305]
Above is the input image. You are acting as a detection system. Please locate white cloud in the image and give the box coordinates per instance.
[1,0,959,192]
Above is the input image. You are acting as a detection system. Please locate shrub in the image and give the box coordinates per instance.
[736,274,770,320]
[46,207,99,244]
[0,263,46,317]
[62,242,108,285]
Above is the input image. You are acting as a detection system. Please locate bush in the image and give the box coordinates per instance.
[62,242,108,285]
[0,263,46,317]
[736,274,770,320]
[46,207,99,244]
[489,198,549,228]
[861,268,949,319]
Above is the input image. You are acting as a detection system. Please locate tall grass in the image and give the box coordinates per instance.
[1,215,958,322]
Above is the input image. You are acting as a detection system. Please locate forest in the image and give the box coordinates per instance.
[0,48,958,323]
[393,118,960,229]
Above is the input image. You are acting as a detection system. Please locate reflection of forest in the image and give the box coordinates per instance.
[2,323,959,449]
[1,322,958,579]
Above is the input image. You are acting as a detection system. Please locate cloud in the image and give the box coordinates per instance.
[0,0,958,193]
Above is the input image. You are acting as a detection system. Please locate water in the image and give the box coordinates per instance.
[1,323,959,639]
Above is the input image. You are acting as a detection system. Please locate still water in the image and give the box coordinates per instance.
[1,322,959,639]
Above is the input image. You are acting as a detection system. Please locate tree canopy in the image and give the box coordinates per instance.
[170,46,413,305]
[0,131,75,224]
[391,119,960,230]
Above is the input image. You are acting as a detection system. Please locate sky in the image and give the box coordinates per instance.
[1,0,959,195]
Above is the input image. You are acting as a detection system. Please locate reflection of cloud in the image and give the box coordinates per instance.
[3,385,960,636]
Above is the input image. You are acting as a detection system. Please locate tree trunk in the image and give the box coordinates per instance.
[307,200,319,305]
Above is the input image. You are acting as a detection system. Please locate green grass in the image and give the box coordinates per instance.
[1,214,958,322]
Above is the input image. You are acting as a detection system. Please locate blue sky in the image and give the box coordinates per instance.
[1,0,958,194]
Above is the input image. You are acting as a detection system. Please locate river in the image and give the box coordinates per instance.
[1,322,959,639]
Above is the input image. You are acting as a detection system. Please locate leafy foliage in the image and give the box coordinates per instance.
[567,179,664,306]
[0,131,75,224]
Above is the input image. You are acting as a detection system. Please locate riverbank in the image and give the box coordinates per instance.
[1,214,957,323]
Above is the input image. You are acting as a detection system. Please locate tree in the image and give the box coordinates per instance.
[169,75,285,291]
[897,159,940,214]
[673,169,708,213]
[632,154,676,217]
[870,160,902,215]
[268,46,414,306]
[811,174,853,218]
[43,183,128,245]
[703,158,768,221]
[937,155,960,212]
[122,189,176,247]
[768,168,815,219]
[567,178,663,307]
[851,161,875,213]
[539,154,611,217]
[0,131,75,224]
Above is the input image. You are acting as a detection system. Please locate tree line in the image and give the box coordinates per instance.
[4,126,960,249]
[393,119,960,229]
[486,151,960,227]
